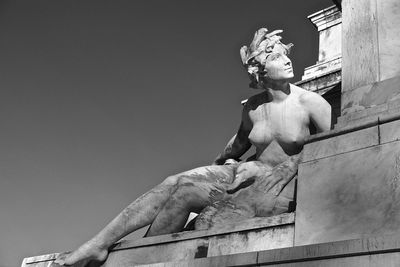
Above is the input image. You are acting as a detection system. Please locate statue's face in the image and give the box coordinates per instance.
[255,44,294,81]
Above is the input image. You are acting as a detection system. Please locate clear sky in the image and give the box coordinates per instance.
[0,1,332,266]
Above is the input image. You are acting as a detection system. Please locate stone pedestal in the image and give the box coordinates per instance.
[294,0,400,247]
[22,213,294,266]
[295,112,400,245]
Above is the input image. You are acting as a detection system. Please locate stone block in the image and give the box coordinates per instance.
[141,234,400,266]
[207,224,294,257]
[200,252,258,267]
[296,141,400,246]
[22,214,294,267]
[302,125,378,162]
[380,119,400,144]
[104,238,209,266]
[302,58,341,81]
[260,254,400,267]
[258,234,400,267]
[342,0,379,91]
[341,76,400,116]
[388,98,400,111]
[336,112,380,129]
[296,70,341,94]
[377,0,400,81]
[136,252,258,267]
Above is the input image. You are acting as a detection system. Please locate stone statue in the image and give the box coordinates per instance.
[53,28,331,266]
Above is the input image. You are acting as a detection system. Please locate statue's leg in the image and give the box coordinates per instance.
[53,165,236,266]
[195,198,255,230]
[195,176,296,230]
[146,165,237,236]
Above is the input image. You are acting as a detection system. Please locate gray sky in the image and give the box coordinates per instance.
[0,1,332,266]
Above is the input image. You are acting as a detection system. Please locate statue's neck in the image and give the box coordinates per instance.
[261,80,291,102]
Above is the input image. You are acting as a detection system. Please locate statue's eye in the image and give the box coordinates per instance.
[270,53,280,60]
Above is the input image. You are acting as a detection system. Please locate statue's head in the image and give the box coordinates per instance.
[240,28,294,89]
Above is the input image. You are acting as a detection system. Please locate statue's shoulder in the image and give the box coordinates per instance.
[292,84,325,106]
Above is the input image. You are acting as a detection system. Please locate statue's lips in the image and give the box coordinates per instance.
[285,68,293,72]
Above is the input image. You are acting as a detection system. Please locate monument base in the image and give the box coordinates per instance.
[22,234,400,266]
[295,100,400,246]
[136,234,400,266]
[22,213,294,266]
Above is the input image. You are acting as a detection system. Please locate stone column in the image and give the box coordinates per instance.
[339,0,400,123]
[295,0,400,246]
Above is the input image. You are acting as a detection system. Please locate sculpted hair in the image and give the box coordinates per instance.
[240,28,293,89]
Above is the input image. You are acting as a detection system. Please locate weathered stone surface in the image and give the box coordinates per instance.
[296,70,341,94]
[342,0,379,92]
[258,234,400,267]
[302,125,378,162]
[297,5,342,94]
[302,58,341,81]
[139,234,400,266]
[260,254,400,267]
[340,0,400,119]
[377,0,400,81]
[380,119,400,144]
[337,105,385,126]
[341,76,400,116]
[207,224,294,257]
[296,140,400,246]
[104,238,209,266]
[302,6,342,80]
[135,251,258,267]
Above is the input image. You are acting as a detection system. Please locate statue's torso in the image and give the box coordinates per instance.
[247,86,310,168]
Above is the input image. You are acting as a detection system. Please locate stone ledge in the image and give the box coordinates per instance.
[305,109,400,145]
[295,69,341,95]
[112,212,295,251]
[135,234,400,267]
[302,124,378,162]
[22,213,295,267]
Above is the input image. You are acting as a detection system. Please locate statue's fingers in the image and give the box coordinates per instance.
[225,178,242,192]
[272,182,285,196]
[265,177,281,193]
[211,185,224,194]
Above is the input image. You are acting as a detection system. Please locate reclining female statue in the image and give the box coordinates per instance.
[54,27,331,266]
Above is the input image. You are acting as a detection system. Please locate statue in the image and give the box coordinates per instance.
[53,27,331,266]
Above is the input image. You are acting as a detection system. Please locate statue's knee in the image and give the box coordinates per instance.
[176,176,195,188]
[163,175,179,186]
[163,175,192,187]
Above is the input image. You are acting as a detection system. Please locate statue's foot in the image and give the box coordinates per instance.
[52,242,108,266]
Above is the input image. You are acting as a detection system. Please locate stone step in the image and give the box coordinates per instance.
[122,234,400,267]
[22,213,295,267]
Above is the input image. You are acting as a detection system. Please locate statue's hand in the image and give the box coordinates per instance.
[226,161,270,193]
[261,163,296,196]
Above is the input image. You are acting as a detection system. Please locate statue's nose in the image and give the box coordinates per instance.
[284,57,291,66]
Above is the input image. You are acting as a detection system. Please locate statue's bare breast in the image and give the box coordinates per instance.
[247,90,310,166]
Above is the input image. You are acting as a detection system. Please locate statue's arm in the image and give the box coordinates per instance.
[213,104,252,165]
